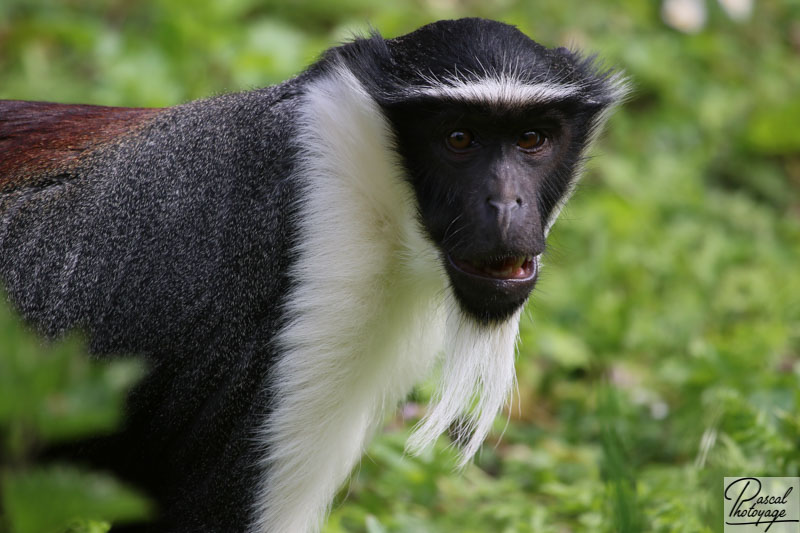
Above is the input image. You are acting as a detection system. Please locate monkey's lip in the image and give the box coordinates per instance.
[447,254,537,281]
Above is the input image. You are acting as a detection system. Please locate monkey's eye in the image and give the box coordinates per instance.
[446,130,475,151]
[517,130,547,152]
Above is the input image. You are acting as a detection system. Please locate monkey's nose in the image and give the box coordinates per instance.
[487,197,523,237]
[487,198,522,213]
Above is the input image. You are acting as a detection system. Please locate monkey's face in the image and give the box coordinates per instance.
[388,100,592,323]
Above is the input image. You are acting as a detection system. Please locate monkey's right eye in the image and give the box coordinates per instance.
[446,130,474,151]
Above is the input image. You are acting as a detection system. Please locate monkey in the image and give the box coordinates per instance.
[0,18,627,533]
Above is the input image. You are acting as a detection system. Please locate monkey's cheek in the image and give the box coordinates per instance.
[444,262,537,324]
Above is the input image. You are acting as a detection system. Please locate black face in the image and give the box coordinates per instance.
[387,100,588,323]
[337,18,623,323]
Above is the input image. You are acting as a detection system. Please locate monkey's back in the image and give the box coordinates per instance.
[0,80,308,531]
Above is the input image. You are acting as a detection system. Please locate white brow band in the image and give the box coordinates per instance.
[415,80,580,106]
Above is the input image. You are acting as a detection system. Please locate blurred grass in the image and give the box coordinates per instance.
[1,1,799,532]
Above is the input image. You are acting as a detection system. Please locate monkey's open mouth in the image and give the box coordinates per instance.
[448,254,537,281]
[444,253,539,321]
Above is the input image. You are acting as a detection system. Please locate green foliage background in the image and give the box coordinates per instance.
[1,0,799,532]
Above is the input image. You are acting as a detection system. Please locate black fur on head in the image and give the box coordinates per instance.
[329,18,628,323]
[333,18,625,107]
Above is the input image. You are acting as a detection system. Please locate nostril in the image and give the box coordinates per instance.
[515,197,523,207]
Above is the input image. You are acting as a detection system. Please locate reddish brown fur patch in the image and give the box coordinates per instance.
[0,101,161,192]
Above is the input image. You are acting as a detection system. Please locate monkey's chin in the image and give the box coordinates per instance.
[445,253,538,324]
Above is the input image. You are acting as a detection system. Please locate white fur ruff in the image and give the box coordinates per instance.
[250,60,624,532]
[249,64,523,533]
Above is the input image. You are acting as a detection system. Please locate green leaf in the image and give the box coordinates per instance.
[1,465,152,533]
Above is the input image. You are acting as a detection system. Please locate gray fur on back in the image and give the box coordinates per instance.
[0,73,314,531]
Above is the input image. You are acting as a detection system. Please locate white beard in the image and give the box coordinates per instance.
[407,296,521,465]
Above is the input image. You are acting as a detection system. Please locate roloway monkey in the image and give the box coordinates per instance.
[0,17,628,533]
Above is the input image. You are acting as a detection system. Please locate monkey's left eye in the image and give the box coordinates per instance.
[517,130,547,152]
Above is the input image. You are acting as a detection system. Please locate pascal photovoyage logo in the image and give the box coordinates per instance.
[724,477,800,532]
